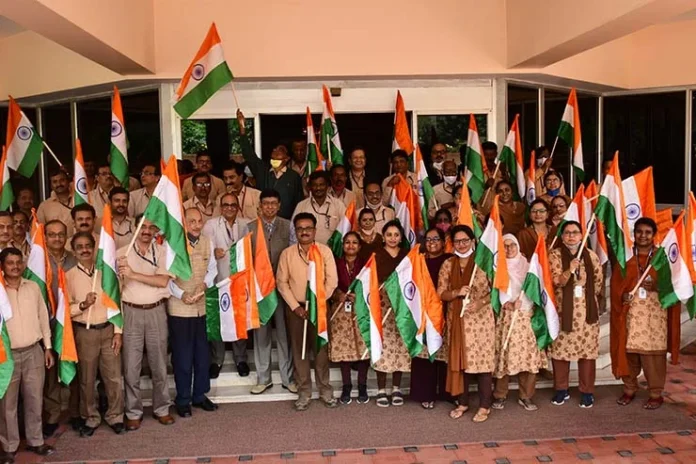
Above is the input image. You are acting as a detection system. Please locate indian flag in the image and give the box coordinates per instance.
[521,235,560,349]
[306,107,325,175]
[349,253,383,363]
[306,244,329,349]
[498,114,525,200]
[23,212,55,314]
[389,175,418,249]
[684,192,696,319]
[143,155,192,280]
[557,88,585,180]
[328,200,356,257]
[595,152,633,274]
[229,234,260,330]
[95,205,123,328]
[0,275,14,399]
[6,97,43,178]
[0,146,13,211]
[392,91,414,159]
[173,23,234,119]
[651,212,695,310]
[320,85,344,166]
[205,271,250,342]
[474,195,510,314]
[456,173,482,239]
[254,218,279,325]
[414,144,434,232]
[622,167,656,236]
[54,267,78,385]
[464,114,487,203]
[73,139,89,206]
[555,184,586,237]
[585,180,609,265]
[417,251,444,358]
[383,248,424,356]
[110,86,129,190]
[525,150,536,204]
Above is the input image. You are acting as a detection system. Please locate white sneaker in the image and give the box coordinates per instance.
[250,383,273,395]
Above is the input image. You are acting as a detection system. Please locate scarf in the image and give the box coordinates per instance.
[503,234,528,300]
[448,255,476,371]
[559,245,597,332]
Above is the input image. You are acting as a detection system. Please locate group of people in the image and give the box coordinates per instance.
[0,109,676,463]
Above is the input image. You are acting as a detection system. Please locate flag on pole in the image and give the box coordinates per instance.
[173,23,234,119]
[585,180,609,265]
[456,174,483,239]
[392,91,414,156]
[73,139,89,206]
[464,114,487,203]
[474,195,510,314]
[254,218,279,325]
[95,205,123,328]
[305,107,324,175]
[328,201,356,257]
[23,212,55,314]
[651,212,695,311]
[555,184,586,236]
[306,244,329,349]
[349,253,383,363]
[622,167,656,236]
[686,192,696,283]
[389,175,418,248]
[320,85,344,166]
[110,86,129,190]
[595,152,633,275]
[0,147,14,211]
[5,97,43,178]
[55,267,78,385]
[414,144,435,232]
[143,155,193,280]
[525,150,537,204]
[557,88,585,180]
[205,270,250,342]
[521,235,560,349]
[498,114,525,200]
[229,234,260,330]
[417,251,444,359]
[0,275,14,399]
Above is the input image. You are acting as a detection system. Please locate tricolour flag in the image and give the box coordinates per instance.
[521,235,560,349]
[0,147,14,211]
[464,114,487,203]
[23,212,55,314]
[0,275,14,399]
[143,155,192,280]
[320,85,344,166]
[417,251,444,359]
[73,139,89,206]
[392,90,414,156]
[414,144,435,232]
[595,152,633,275]
[306,244,329,349]
[55,268,78,385]
[110,86,129,190]
[205,271,250,342]
[306,107,324,175]
[555,184,586,237]
[474,195,510,314]
[95,205,123,328]
[456,174,483,239]
[349,253,383,363]
[230,234,260,330]
[525,150,536,204]
[6,96,43,178]
[254,218,279,325]
[557,87,585,180]
[498,114,525,200]
[686,192,696,284]
[389,175,418,248]
[622,167,656,236]
[173,23,234,119]
[651,212,695,310]
[328,201,356,257]
[585,180,609,265]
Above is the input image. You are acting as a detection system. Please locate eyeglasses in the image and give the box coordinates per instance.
[47,232,66,239]
[296,227,316,233]
[140,171,155,177]
[221,203,239,210]
[453,238,472,245]
[563,230,582,236]
[195,182,211,188]
[531,209,547,214]
[261,200,279,207]
[425,237,442,243]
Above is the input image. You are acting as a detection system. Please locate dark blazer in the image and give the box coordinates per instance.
[247,216,291,273]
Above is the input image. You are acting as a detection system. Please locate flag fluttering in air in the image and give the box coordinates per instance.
[474,195,510,314]
[350,253,383,363]
[456,175,483,239]
[230,234,261,330]
[464,115,487,203]
[414,144,435,232]
[254,218,279,325]
[328,201,356,257]
[0,274,14,399]
[6,96,43,177]
[55,268,78,385]
[651,212,695,312]
[684,192,696,319]
[320,85,344,165]
[110,86,129,190]
[0,147,14,211]
[173,23,234,119]
[555,184,586,237]
[306,107,324,175]
[384,248,424,356]
[73,139,89,206]
[205,270,251,341]
[498,114,525,200]
[389,175,418,248]
[306,244,329,349]
[95,205,123,328]
[392,91,414,156]
[622,167,656,236]
[23,212,55,314]
[557,88,585,180]
[525,150,536,204]
[521,235,560,349]
[585,180,608,265]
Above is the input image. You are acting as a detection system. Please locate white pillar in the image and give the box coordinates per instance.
[159,83,181,160]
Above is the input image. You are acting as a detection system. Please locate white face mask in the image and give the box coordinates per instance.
[244,166,253,177]
[366,198,382,208]
[361,227,375,235]
[432,161,444,171]
[454,248,474,258]
[443,175,457,185]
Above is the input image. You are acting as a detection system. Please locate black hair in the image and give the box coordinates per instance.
[140,163,161,176]
[551,195,570,207]
[223,161,245,177]
[0,211,11,219]
[425,226,445,242]
[259,189,281,201]
[559,220,582,234]
[535,145,549,157]
[195,152,211,160]
[358,207,376,222]
[382,219,405,240]
[108,186,129,201]
[482,141,498,152]
[635,217,658,234]
[11,210,29,222]
[390,149,409,163]
[293,212,317,227]
[343,231,361,244]
[434,208,453,222]
[49,168,68,179]
[495,179,514,192]
[544,169,563,185]
[329,164,347,176]
[363,180,381,194]
[71,203,96,220]
[450,224,475,241]
[0,247,22,264]
[97,163,111,172]
[70,231,96,250]
[529,198,550,211]
[308,171,330,185]
[192,171,211,185]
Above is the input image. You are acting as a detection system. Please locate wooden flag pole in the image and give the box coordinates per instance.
[42,141,64,167]
[502,292,525,351]
[576,214,596,258]
[86,268,98,330]
[301,319,308,360]
[124,216,146,258]
[480,162,501,206]
[630,264,653,297]
[548,136,559,160]
[459,265,479,318]
[230,81,241,110]
[326,132,332,165]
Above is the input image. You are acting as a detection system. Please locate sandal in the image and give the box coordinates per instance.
[421,402,431,409]
[472,407,491,423]
[644,397,664,410]
[616,393,635,406]
[376,393,390,408]
[449,404,468,419]
[391,391,404,406]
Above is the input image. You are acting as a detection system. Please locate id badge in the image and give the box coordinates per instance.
[574,285,583,299]
[638,287,647,300]
[344,301,352,312]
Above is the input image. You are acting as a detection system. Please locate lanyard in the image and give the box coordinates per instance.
[77,263,94,278]
[311,198,332,229]
[135,243,157,267]
[634,245,655,275]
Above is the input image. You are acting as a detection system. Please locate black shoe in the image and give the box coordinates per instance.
[176,404,192,418]
[236,362,250,377]
[340,385,352,405]
[209,363,222,379]
[79,425,96,437]
[110,422,126,435]
[0,451,14,464]
[193,397,218,411]
[98,395,109,415]
[357,384,369,404]
[42,422,59,439]
[25,445,55,456]
[70,417,84,431]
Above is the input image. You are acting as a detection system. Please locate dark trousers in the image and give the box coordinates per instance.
[410,358,450,403]
[552,358,596,394]
[169,315,210,406]
[458,373,493,409]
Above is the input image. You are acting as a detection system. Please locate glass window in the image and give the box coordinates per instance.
[507,84,538,160]
[417,114,487,172]
[42,103,73,174]
[77,97,110,167]
[604,91,685,204]
[181,118,254,177]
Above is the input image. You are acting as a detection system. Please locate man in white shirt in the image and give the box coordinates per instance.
[222,161,260,221]
[88,164,115,218]
[128,164,161,218]
[328,164,356,208]
[291,171,346,245]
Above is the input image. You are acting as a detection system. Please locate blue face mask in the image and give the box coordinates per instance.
[548,187,561,197]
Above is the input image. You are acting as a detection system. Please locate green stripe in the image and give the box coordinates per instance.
[474,242,501,314]
[95,253,123,328]
[557,120,573,146]
[109,146,129,190]
[258,290,278,326]
[0,181,13,211]
[687,289,696,320]
[384,272,422,357]
[573,164,585,182]
[53,323,76,385]
[144,196,192,280]
[498,146,520,200]
[0,325,14,398]
[327,230,343,257]
[465,147,485,203]
[307,144,321,175]
[522,272,552,349]
[349,279,372,353]
[205,285,222,341]
[421,177,434,230]
[651,247,683,309]
[16,133,43,178]
[320,119,344,166]
[23,268,49,309]
[595,196,627,275]
[73,192,87,206]
[174,63,234,119]
[229,245,239,274]
[305,286,327,350]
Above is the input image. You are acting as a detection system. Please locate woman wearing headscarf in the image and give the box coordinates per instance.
[492,235,547,412]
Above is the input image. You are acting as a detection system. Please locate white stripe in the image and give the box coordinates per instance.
[561,103,574,125]
[600,174,633,262]
[356,269,382,362]
[98,230,118,274]
[0,282,12,322]
[74,160,89,204]
[153,175,184,225]
[662,229,695,302]
[467,128,481,154]
[111,112,128,156]
[308,261,317,295]
[178,43,227,99]
[621,175,641,236]
[216,278,238,341]
[390,191,416,248]
[395,257,423,346]
[7,112,37,171]
[335,216,351,237]
[528,254,560,340]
